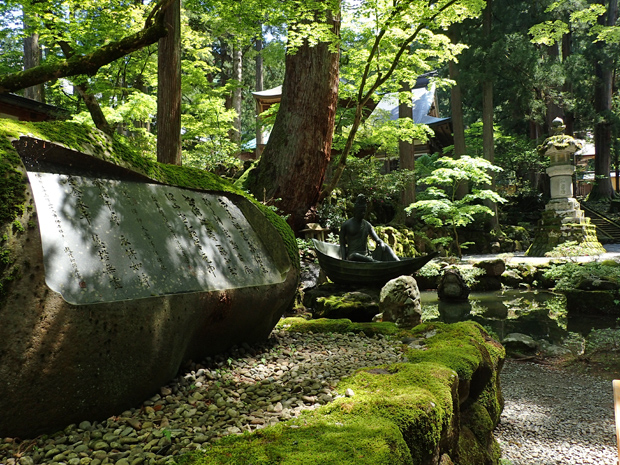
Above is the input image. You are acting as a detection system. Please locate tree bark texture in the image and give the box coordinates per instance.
[246,8,340,232]
[448,23,468,199]
[23,10,44,103]
[449,61,466,158]
[231,44,243,144]
[156,0,182,165]
[545,42,565,132]
[590,0,617,200]
[482,0,498,228]
[255,32,264,152]
[398,81,415,226]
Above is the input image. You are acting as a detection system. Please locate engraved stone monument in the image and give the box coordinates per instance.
[0,124,298,438]
[526,118,605,256]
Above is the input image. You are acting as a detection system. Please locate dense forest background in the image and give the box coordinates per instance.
[0,0,619,230]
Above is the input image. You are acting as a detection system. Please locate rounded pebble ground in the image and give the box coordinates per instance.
[0,330,406,465]
[2,332,619,465]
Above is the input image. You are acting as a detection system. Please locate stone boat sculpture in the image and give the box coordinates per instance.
[0,120,299,438]
[313,239,438,286]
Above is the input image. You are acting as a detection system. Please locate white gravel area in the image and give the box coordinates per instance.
[495,360,619,465]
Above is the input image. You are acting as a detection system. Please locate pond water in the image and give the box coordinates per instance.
[420,289,618,346]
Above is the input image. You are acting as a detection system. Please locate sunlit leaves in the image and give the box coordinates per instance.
[407,155,506,256]
[340,0,484,99]
[530,2,617,45]
[570,3,606,25]
[529,20,570,45]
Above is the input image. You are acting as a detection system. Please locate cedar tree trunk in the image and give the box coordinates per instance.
[482,0,498,229]
[255,31,264,154]
[231,44,242,144]
[590,0,617,200]
[448,24,468,199]
[156,0,182,165]
[246,6,340,232]
[398,81,415,226]
[23,9,44,102]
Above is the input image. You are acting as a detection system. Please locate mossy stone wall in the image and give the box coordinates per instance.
[375,226,419,258]
[182,319,505,465]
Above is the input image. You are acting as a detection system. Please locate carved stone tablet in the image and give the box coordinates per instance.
[28,172,285,304]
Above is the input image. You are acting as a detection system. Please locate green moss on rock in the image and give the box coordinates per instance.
[0,131,27,229]
[180,413,412,465]
[277,317,406,338]
[462,402,494,444]
[203,318,506,465]
[332,362,457,464]
[375,226,419,257]
[405,322,505,382]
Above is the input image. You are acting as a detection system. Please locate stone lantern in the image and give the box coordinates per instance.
[526,118,605,256]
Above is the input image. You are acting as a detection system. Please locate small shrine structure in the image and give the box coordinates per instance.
[526,118,605,256]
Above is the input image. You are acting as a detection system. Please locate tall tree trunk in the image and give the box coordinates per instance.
[230,43,242,144]
[22,9,44,102]
[397,81,416,226]
[449,61,466,158]
[561,31,574,135]
[482,0,498,229]
[246,5,340,232]
[220,40,232,110]
[157,0,182,165]
[448,24,468,199]
[545,41,566,132]
[255,29,264,157]
[590,0,617,200]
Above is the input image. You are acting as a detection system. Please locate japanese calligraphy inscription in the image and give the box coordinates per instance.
[27,172,285,305]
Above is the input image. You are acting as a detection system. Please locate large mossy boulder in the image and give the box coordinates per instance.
[375,225,419,257]
[184,319,505,465]
[0,120,299,438]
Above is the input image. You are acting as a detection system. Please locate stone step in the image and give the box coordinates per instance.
[581,203,620,243]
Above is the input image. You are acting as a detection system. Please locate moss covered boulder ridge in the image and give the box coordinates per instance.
[181,318,505,465]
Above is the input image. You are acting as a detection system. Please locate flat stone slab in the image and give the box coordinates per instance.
[28,172,284,304]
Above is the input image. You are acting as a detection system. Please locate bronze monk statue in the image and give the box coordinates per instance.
[339,195,399,262]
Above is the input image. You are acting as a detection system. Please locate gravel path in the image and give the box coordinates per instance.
[0,330,406,465]
[3,332,619,465]
[495,360,618,465]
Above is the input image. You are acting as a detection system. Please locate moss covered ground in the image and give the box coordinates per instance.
[180,318,505,465]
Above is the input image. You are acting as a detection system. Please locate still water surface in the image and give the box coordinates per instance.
[419,289,617,345]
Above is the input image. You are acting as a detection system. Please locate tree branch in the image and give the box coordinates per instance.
[319,0,461,201]
[0,2,169,94]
